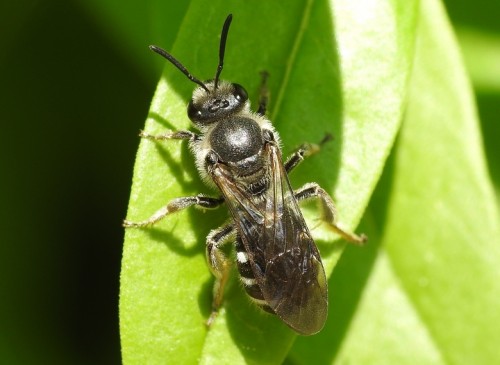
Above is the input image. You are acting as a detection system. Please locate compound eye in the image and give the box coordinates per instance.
[233,83,248,102]
[187,99,202,121]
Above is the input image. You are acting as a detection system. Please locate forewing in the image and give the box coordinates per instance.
[211,142,328,335]
[261,143,328,335]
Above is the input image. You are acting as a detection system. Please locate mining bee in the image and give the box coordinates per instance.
[123,14,366,335]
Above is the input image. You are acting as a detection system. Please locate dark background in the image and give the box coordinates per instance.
[1,1,154,363]
[1,1,498,364]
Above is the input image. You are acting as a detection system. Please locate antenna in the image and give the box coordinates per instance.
[149,45,210,93]
[214,14,233,89]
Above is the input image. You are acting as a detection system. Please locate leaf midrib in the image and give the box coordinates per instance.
[271,0,314,122]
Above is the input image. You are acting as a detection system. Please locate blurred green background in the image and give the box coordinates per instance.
[0,0,498,364]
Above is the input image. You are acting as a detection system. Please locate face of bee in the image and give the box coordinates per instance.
[187,81,249,125]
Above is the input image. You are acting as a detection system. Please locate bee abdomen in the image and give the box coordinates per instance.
[235,242,274,314]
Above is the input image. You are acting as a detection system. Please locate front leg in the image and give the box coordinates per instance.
[295,182,367,244]
[123,129,212,227]
[284,134,333,173]
[139,130,200,142]
[123,195,224,228]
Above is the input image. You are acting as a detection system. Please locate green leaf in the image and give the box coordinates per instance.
[120,0,417,363]
[288,0,500,364]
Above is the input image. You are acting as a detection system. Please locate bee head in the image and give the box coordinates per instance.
[187,80,248,124]
[149,14,241,126]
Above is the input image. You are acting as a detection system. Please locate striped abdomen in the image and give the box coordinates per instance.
[235,237,274,314]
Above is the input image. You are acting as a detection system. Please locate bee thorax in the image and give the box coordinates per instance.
[209,117,263,162]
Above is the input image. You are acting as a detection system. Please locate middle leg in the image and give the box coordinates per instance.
[123,195,224,228]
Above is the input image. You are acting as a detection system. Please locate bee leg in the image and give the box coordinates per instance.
[284,134,333,173]
[123,195,224,227]
[206,224,236,326]
[294,183,367,244]
[139,130,200,142]
[257,71,269,116]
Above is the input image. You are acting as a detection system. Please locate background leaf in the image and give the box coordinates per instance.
[77,0,190,80]
[381,0,500,363]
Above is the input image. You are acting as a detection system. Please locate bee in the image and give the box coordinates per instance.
[123,14,366,335]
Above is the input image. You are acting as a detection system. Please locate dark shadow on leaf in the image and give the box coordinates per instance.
[144,111,200,186]
[143,226,203,257]
[153,143,199,187]
[197,274,216,319]
[224,277,296,362]
[315,238,346,258]
[147,111,183,131]
[289,144,397,363]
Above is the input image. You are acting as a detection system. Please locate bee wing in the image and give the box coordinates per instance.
[211,142,328,335]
